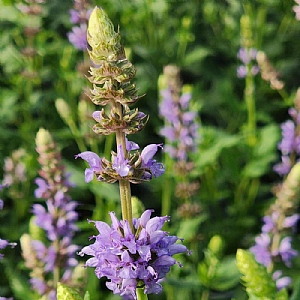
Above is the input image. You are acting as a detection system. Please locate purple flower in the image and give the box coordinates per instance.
[273,156,292,176]
[33,191,78,242]
[250,233,272,267]
[34,178,49,198]
[0,192,17,259]
[78,210,188,299]
[112,145,130,177]
[141,144,165,179]
[276,237,298,267]
[159,87,200,161]
[67,24,88,50]
[283,214,300,228]
[69,9,80,24]
[278,120,296,154]
[273,270,292,290]
[159,89,178,124]
[126,138,140,152]
[237,48,257,64]
[262,212,280,233]
[237,66,247,78]
[75,151,102,183]
[237,47,259,79]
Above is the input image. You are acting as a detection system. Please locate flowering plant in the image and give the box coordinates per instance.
[74,7,188,300]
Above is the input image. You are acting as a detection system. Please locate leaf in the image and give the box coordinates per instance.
[290,277,300,300]
[236,249,277,299]
[177,215,207,241]
[209,256,240,291]
[196,127,240,173]
[57,283,83,300]
[183,46,211,67]
[243,124,279,178]
[275,288,288,300]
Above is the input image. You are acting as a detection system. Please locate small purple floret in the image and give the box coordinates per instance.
[75,151,102,182]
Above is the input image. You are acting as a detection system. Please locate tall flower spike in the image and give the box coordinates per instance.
[21,129,80,299]
[250,163,300,290]
[274,88,300,176]
[0,185,17,260]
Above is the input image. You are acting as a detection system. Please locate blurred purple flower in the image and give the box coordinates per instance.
[262,212,279,233]
[67,24,88,50]
[32,191,78,241]
[274,106,300,176]
[250,233,272,267]
[0,185,17,259]
[278,120,296,154]
[78,210,188,299]
[283,214,300,228]
[69,9,80,24]
[275,237,298,267]
[237,47,259,79]
[273,156,292,176]
[159,88,200,161]
[273,270,291,290]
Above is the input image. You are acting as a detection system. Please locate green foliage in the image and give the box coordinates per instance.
[198,236,240,292]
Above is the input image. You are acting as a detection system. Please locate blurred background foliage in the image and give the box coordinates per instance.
[1,0,300,299]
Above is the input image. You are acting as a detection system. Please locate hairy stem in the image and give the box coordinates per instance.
[115,103,133,229]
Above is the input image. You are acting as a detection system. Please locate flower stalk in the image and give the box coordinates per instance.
[75,7,187,299]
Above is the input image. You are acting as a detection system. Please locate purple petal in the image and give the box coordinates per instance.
[141,144,162,164]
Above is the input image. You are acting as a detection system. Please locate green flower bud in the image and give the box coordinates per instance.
[87,7,122,63]
[208,235,224,257]
[55,98,73,127]
[35,128,53,149]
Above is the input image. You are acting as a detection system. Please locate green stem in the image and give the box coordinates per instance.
[245,69,256,146]
[201,289,209,300]
[53,238,60,290]
[161,154,173,216]
[119,178,133,229]
[136,288,148,300]
[115,103,133,229]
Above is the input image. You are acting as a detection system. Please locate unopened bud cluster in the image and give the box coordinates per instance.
[77,7,164,184]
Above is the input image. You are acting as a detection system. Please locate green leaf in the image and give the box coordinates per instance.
[290,277,300,300]
[236,249,277,298]
[177,215,207,241]
[196,127,240,173]
[275,288,288,300]
[57,283,83,300]
[183,46,211,68]
[243,124,279,178]
[209,256,240,291]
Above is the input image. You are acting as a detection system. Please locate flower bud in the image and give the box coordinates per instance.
[55,98,73,126]
[35,128,53,149]
[87,7,121,62]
